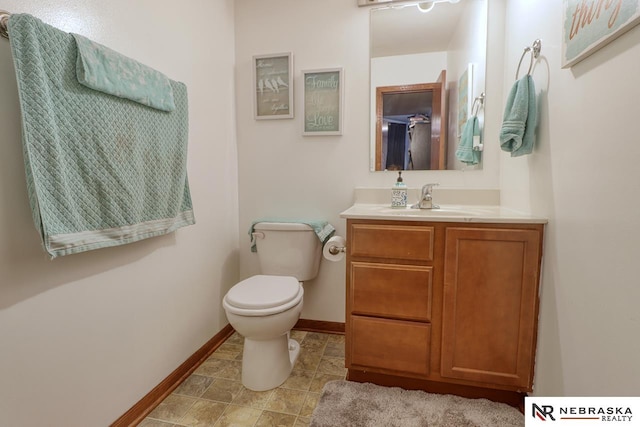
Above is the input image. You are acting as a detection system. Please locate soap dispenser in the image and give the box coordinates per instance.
[391,171,407,208]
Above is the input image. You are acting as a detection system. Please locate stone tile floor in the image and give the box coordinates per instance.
[139,330,346,427]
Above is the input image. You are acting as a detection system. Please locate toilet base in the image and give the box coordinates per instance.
[241,335,301,391]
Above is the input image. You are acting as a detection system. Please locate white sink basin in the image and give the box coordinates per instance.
[340,203,548,224]
[370,205,495,218]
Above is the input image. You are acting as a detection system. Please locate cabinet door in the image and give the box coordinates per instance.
[441,227,542,390]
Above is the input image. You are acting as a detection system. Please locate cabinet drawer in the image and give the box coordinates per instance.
[350,262,432,321]
[349,316,431,377]
[350,224,433,262]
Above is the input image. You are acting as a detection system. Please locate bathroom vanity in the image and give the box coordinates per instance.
[340,203,546,406]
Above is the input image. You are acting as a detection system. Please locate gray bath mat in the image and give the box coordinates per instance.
[310,380,524,427]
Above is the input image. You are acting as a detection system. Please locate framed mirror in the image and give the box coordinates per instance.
[369,0,488,171]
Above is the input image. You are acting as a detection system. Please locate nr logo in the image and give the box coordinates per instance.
[532,403,556,421]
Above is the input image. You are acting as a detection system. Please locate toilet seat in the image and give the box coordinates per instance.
[223,275,303,316]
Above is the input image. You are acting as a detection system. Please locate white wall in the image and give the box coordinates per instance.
[0,1,239,426]
[501,2,640,395]
[371,52,448,87]
[235,0,503,323]
[446,0,488,170]
[235,0,368,322]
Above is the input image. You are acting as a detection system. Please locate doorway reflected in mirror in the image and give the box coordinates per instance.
[375,72,447,171]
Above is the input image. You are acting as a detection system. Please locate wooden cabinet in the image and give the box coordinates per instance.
[345,219,544,404]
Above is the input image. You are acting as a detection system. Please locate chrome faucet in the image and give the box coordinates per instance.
[412,183,439,209]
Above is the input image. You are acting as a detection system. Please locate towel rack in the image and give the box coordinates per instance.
[0,10,9,40]
[471,92,485,116]
[515,39,541,80]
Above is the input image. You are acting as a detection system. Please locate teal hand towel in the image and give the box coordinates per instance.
[8,14,194,258]
[499,75,537,157]
[248,219,336,252]
[455,116,481,165]
[72,33,175,112]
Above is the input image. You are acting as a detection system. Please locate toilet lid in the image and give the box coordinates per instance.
[224,275,301,310]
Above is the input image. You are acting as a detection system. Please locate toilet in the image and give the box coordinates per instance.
[222,222,322,391]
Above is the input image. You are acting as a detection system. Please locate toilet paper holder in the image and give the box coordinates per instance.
[327,242,346,255]
[323,236,347,262]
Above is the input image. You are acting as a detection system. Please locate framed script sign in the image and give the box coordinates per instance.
[302,68,344,136]
[253,53,294,119]
[562,0,640,68]
[457,64,473,139]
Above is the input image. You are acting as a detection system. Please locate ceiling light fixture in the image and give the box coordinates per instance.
[373,0,461,12]
[417,2,435,12]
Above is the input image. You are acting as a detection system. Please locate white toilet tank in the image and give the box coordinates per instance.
[253,222,322,281]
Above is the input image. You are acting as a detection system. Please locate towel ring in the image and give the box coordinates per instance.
[515,39,541,80]
[0,10,10,40]
[471,92,485,116]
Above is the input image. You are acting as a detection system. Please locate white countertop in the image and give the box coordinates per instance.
[340,203,548,224]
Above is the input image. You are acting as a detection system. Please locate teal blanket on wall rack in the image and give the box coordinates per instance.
[8,14,195,258]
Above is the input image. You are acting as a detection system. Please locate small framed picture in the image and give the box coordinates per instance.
[253,52,293,119]
[302,68,344,136]
[457,63,473,138]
